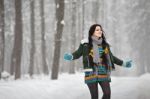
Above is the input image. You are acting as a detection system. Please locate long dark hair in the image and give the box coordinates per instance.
[88,24,109,48]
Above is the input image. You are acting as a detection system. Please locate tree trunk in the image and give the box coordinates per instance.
[11,0,23,79]
[147,54,150,73]
[92,0,100,23]
[69,0,76,74]
[40,0,49,75]
[0,0,5,79]
[82,0,85,36]
[29,0,35,77]
[147,35,150,73]
[51,0,65,79]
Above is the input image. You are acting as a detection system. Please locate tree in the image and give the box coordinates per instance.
[11,0,23,79]
[51,0,65,79]
[69,0,77,74]
[29,0,35,77]
[82,0,85,36]
[0,0,5,79]
[40,0,49,75]
[92,0,100,23]
[129,0,150,75]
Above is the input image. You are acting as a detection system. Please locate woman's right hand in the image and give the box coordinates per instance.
[64,53,73,61]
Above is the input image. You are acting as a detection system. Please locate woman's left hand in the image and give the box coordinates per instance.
[122,59,132,68]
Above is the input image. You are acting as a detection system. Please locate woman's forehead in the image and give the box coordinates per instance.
[95,26,101,29]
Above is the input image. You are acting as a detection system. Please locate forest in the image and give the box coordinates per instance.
[0,0,150,80]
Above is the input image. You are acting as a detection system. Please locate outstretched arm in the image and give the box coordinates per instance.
[109,49,132,68]
[72,44,83,60]
[112,54,123,66]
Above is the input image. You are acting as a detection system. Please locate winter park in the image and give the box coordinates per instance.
[0,0,150,99]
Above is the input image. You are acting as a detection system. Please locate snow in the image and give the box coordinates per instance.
[61,20,65,25]
[0,73,150,99]
[1,71,10,79]
[56,4,59,8]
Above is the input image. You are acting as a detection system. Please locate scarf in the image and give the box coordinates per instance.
[92,36,103,64]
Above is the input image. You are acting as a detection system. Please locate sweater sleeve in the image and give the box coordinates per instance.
[109,49,123,66]
[112,55,123,66]
[72,44,83,60]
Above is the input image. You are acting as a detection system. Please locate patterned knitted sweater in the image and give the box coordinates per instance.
[85,45,111,83]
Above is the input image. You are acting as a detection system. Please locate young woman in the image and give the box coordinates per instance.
[64,24,132,99]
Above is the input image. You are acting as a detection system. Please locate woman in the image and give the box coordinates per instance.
[64,24,132,99]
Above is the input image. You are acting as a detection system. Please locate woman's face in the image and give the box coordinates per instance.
[93,26,102,38]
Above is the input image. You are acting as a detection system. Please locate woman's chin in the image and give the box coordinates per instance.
[97,36,102,38]
[93,35,102,39]
[98,37,102,39]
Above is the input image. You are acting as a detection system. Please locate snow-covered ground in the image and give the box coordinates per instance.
[0,73,150,99]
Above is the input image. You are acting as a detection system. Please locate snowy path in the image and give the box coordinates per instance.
[0,73,150,99]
